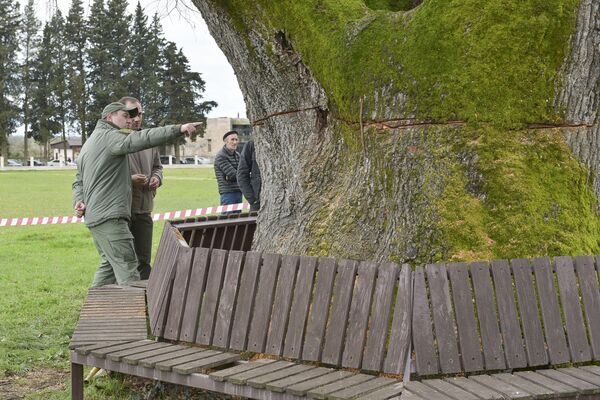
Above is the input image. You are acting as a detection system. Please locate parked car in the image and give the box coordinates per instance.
[159,155,186,165]
[185,156,211,165]
[26,159,44,166]
[6,159,22,167]
[47,159,76,167]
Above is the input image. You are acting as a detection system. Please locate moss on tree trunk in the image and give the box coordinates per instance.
[194,0,600,263]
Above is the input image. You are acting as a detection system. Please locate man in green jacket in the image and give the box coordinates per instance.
[72,101,198,287]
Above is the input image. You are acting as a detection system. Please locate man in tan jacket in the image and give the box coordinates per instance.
[120,96,162,280]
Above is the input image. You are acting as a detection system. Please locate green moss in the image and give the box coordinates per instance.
[216,0,579,127]
[364,0,416,12]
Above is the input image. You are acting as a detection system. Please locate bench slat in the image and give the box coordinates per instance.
[265,255,300,356]
[164,247,194,341]
[229,251,262,350]
[155,349,221,371]
[209,359,275,382]
[302,258,337,362]
[266,367,334,393]
[139,347,208,368]
[582,365,600,377]
[422,379,478,400]
[412,266,438,375]
[531,257,570,364]
[447,262,483,373]
[283,256,317,359]
[468,374,531,399]
[196,249,228,345]
[106,342,169,361]
[227,360,294,385]
[179,247,211,342]
[442,376,503,400]
[511,258,548,367]
[247,253,281,352]
[247,364,315,389]
[492,373,555,398]
[362,262,398,372]
[536,369,600,394]
[355,382,404,400]
[306,373,374,399]
[122,343,188,365]
[329,376,396,400]
[560,367,600,387]
[489,259,527,369]
[322,260,357,366]
[514,370,579,396]
[405,381,458,400]
[342,261,377,369]
[286,370,353,396]
[73,340,133,355]
[555,256,592,362]
[470,261,505,370]
[88,340,153,357]
[212,250,245,348]
[172,352,240,375]
[426,263,460,374]
[577,256,600,359]
[383,264,412,375]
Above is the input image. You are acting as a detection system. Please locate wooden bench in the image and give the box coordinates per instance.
[70,218,600,399]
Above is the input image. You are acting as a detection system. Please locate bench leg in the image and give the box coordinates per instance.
[71,362,84,400]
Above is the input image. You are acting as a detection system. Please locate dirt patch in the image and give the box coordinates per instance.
[0,369,68,399]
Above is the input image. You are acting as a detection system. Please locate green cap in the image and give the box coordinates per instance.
[101,102,139,118]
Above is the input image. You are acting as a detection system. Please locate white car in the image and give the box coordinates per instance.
[47,159,76,167]
[6,159,22,167]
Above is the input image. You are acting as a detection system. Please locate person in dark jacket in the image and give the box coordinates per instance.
[237,140,261,212]
[214,130,242,209]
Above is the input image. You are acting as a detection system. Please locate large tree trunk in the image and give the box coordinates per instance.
[194,0,600,263]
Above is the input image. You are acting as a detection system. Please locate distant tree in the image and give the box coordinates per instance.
[20,0,41,162]
[0,0,21,160]
[48,11,69,162]
[64,0,88,143]
[104,0,131,99]
[138,13,166,127]
[126,2,147,98]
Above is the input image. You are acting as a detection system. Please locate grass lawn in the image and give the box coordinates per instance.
[0,167,221,399]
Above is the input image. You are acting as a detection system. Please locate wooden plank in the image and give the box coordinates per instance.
[227,361,294,385]
[283,256,318,359]
[383,264,412,375]
[247,253,281,352]
[321,260,358,366]
[515,370,579,396]
[89,340,153,357]
[138,347,208,368]
[329,377,396,400]
[265,255,300,356]
[172,353,241,375]
[229,251,262,351]
[247,364,315,389]
[447,262,483,372]
[582,365,600,377]
[489,259,527,369]
[468,375,531,399]
[404,381,459,400]
[209,359,275,382]
[286,371,353,396]
[578,256,600,359]
[302,258,337,362]
[442,377,503,400]
[122,344,188,365]
[425,263,461,374]
[342,261,378,369]
[196,249,228,345]
[266,367,334,393]
[212,250,245,348]
[560,367,600,387]
[179,247,211,342]
[555,256,592,362]
[354,383,404,400]
[412,265,439,375]
[362,263,399,372]
[306,373,374,400]
[105,342,167,361]
[492,373,555,398]
[422,379,479,400]
[73,341,133,355]
[243,224,257,251]
[155,349,221,371]
[536,369,600,394]
[469,261,505,370]
[164,247,195,341]
[510,258,548,366]
[531,257,571,364]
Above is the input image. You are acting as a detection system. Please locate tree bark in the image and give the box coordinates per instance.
[194,0,600,263]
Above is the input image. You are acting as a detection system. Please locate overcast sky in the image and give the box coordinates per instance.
[38,0,247,119]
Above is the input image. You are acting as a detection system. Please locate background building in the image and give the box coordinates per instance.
[183,117,252,159]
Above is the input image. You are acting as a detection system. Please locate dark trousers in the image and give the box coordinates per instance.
[220,192,243,214]
[129,213,153,280]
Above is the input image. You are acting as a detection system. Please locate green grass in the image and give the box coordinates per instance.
[0,167,220,399]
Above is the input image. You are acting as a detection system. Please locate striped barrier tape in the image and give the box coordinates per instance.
[0,202,250,228]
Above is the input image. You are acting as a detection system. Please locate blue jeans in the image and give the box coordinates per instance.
[220,192,243,214]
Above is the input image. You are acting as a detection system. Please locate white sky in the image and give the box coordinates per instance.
[37,0,246,119]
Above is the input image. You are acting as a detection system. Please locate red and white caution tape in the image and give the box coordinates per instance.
[0,202,249,228]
